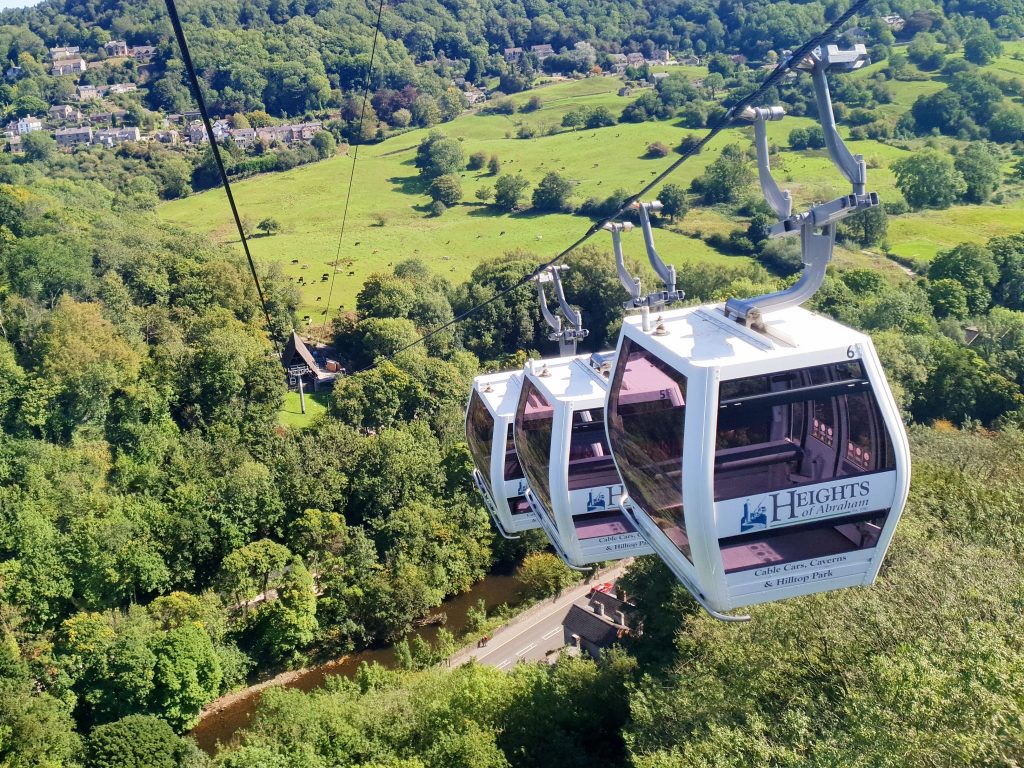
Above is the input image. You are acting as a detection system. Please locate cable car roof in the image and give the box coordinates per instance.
[522,354,614,407]
[624,305,871,373]
[473,370,523,418]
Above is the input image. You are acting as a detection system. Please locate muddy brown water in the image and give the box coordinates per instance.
[190,573,525,755]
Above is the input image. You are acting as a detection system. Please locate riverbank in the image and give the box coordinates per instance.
[190,570,527,754]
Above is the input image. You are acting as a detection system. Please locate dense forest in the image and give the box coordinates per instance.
[0,0,1023,765]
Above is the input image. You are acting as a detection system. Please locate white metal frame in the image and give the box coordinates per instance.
[516,354,655,568]
[467,371,540,538]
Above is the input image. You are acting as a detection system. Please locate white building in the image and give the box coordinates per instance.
[16,117,42,135]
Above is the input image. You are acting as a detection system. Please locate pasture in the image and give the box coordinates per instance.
[160,60,1024,318]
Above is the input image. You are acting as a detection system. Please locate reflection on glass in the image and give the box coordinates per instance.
[714,361,895,502]
[568,408,620,490]
[515,379,555,521]
[466,390,494,493]
[607,339,691,560]
[720,511,889,574]
[503,424,524,481]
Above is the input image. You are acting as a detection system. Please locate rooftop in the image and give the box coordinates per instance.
[621,304,870,374]
[563,604,621,647]
[522,353,614,408]
[473,369,523,420]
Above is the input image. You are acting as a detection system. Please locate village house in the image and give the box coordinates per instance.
[228,128,256,148]
[104,40,129,57]
[679,55,701,66]
[611,62,629,74]
[51,58,87,77]
[54,126,93,148]
[187,121,207,144]
[626,51,646,66]
[6,135,22,153]
[15,116,42,135]
[154,129,181,145]
[650,71,670,83]
[255,121,322,145]
[89,109,128,125]
[882,13,905,30]
[94,126,141,146]
[462,89,485,105]
[503,47,523,64]
[106,82,138,95]
[48,104,82,122]
[530,43,555,61]
[49,45,80,60]
[650,49,671,63]
[130,45,157,62]
[562,588,634,660]
[75,84,100,101]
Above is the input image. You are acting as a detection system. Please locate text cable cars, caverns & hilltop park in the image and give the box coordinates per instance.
[466,370,541,538]
[512,267,655,568]
[604,44,911,619]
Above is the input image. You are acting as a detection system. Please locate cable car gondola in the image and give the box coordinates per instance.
[604,45,911,618]
[510,266,655,567]
[466,370,540,538]
[515,351,655,567]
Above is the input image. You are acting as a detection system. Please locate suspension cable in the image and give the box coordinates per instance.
[164,0,274,331]
[321,0,387,338]
[350,0,871,373]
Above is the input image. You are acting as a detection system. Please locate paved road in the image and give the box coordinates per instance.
[454,561,630,669]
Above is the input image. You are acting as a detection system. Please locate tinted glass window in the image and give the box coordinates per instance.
[715,361,896,502]
[720,510,889,574]
[466,390,494,492]
[503,424,524,481]
[607,339,691,561]
[568,408,620,490]
[514,378,555,519]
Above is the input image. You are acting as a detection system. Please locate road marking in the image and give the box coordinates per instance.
[497,659,511,669]
[515,643,537,657]
[542,627,561,640]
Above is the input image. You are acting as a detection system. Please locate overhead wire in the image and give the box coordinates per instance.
[321,0,387,337]
[163,0,274,331]
[350,0,872,373]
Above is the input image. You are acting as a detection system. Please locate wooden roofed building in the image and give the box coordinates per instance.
[281,330,341,391]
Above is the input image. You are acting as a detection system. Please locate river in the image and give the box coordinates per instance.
[189,572,525,755]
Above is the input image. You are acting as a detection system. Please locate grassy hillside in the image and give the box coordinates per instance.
[160,61,1024,319]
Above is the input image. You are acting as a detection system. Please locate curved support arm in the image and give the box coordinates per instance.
[725,222,835,325]
[604,222,642,304]
[809,45,868,194]
[635,201,677,294]
[535,276,562,336]
[739,105,792,219]
[550,265,583,334]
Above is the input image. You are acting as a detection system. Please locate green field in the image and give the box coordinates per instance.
[278,390,330,427]
[160,62,1024,319]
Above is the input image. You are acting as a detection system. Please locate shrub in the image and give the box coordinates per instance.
[646,141,670,158]
[467,151,487,170]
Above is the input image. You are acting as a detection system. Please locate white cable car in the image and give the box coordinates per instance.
[515,352,655,568]
[466,370,540,538]
[603,45,911,618]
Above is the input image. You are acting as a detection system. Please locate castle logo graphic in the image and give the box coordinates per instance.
[740,500,768,532]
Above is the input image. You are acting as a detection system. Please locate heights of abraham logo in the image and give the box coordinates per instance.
[740,500,768,532]
[586,491,607,512]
